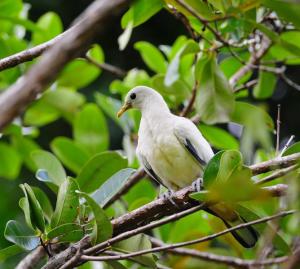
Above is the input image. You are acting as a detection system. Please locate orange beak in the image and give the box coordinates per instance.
[117,102,132,118]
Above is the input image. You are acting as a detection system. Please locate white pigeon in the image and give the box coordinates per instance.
[117,86,258,248]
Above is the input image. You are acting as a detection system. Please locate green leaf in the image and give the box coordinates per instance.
[283,141,300,156]
[31,187,53,223]
[74,104,109,155]
[51,177,79,228]
[58,45,104,88]
[0,245,24,263]
[47,223,82,240]
[51,137,90,174]
[92,168,136,207]
[114,235,156,268]
[165,39,199,86]
[262,0,300,29]
[134,41,167,73]
[121,0,164,28]
[253,69,277,99]
[20,184,45,232]
[0,0,23,33]
[195,52,234,124]
[199,124,239,150]
[4,220,39,251]
[11,136,40,172]
[152,74,190,101]
[77,151,128,193]
[78,192,112,244]
[31,150,66,186]
[0,142,22,180]
[32,12,63,45]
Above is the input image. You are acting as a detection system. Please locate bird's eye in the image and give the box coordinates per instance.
[130,93,136,100]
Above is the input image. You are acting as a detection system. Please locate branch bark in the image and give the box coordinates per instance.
[0,0,129,131]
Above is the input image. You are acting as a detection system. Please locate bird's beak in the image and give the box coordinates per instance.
[117,102,132,118]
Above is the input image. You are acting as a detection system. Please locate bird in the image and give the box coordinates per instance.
[117,85,258,248]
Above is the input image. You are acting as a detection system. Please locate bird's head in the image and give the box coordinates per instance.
[117,86,167,117]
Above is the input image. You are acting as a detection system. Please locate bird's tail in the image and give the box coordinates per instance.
[207,204,259,248]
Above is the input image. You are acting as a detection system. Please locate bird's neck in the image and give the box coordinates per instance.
[140,101,171,120]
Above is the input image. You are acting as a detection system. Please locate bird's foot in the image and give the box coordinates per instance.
[158,190,178,207]
[191,178,203,193]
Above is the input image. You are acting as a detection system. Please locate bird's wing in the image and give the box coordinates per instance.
[173,118,214,166]
[136,150,168,188]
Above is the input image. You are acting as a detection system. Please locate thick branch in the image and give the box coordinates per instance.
[0,0,129,131]
[16,246,45,269]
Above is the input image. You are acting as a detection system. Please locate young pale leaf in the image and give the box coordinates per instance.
[165,39,199,86]
[51,137,90,174]
[92,168,136,207]
[121,0,163,28]
[0,245,24,263]
[114,234,156,268]
[77,151,128,193]
[0,142,22,180]
[118,20,133,51]
[47,223,82,240]
[4,220,39,251]
[199,124,239,150]
[19,184,45,232]
[78,192,112,244]
[58,45,104,88]
[134,41,167,73]
[253,69,277,99]
[195,52,234,124]
[31,150,66,186]
[31,187,53,223]
[74,104,109,155]
[283,142,300,156]
[51,177,79,228]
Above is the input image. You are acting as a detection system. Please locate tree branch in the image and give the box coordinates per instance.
[0,0,129,131]
[16,246,45,269]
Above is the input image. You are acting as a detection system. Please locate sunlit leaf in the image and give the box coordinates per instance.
[0,245,24,262]
[253,69,277,99]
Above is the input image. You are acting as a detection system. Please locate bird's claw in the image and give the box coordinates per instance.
[191,178,203,193]
[159,190,178,207]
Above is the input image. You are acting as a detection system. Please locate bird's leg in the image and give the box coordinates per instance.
[158,187,178,207]
[191,177,203,193]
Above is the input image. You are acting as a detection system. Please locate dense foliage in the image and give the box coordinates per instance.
[0,0,300,268]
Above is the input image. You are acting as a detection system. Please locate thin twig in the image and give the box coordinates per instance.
[149,237,288,269]
[280,135,295,157]
[234,79,258,93]
[180,80,198,117]
[281,73,300,91]
[85,55,127,78]
[81,210,295,262]
[276,104,281,154]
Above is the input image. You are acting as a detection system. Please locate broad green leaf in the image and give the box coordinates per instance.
[51,177,79,228]
[114,234,156,268]
[32,12,63,45]
[32,187,53,223]
[31,150,66,186]
[51,137,90,174]
[11,136,40,172]
[47,223,82,240]
[134,41,167,73]
[78,192,112,244]
[165,39,199,86]
[253,69,277,99]
[58,45,104,88]
[4,220,39,251]
[74,104,109,155]
[0,142,22,180]
[262,0,300,29]
[92,168,136,207]
[20,184,45,232]
[58,229,85,242]
[95,93,132,134]
[121,0,164,28]
[77,151,128,193]
[152,74,190,100]
[199,124,239,150]
[283,142,300,156]
[0,245,24,262]
[195,52,234,124]
[168,35,188,60]
[0,0,23,33]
